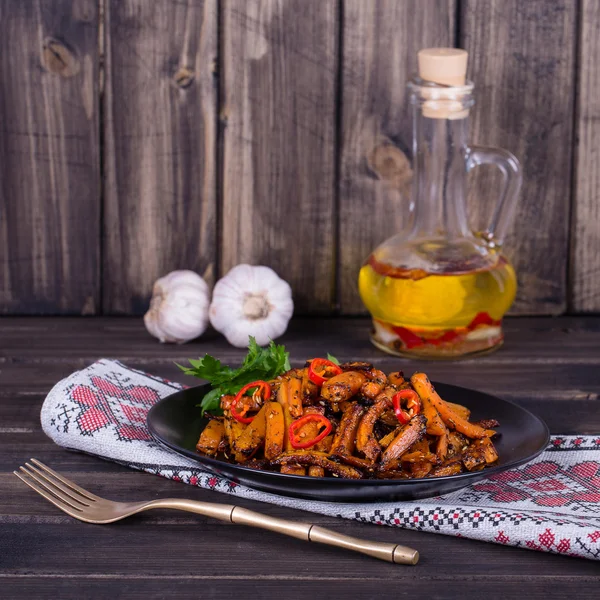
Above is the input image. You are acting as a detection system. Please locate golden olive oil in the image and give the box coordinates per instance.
[358,255,517,357]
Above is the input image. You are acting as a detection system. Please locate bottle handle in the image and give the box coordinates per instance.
[466,145,522,247]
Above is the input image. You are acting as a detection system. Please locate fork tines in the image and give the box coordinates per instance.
[14,459,98,515]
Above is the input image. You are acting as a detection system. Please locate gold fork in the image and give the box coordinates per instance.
[15,459,419,565]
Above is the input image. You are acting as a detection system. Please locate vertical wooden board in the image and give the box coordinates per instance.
[221,0,338,313]
[571,0,600,312]
[0,0,99,314]
[462,0,576,314]
[103,0,217,314]
[338,0,456,313]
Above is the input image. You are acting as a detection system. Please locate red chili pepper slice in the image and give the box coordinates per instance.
[307,358,343,386]
[392,389,422,425]
[231,380,271,424]
[289,414,333,449]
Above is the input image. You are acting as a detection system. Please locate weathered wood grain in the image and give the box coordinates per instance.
[571,0,600,312]
[103,0,217,314]
[221,0,338,313]
[3,316,600,435]
[2,315,600,596]
[1,517,598,578]
[0,0,100,314]
[3,316,600,366]
[338,0,456,313]
[3,462,599,579]
[1,579,599,600]
[461,0,576,314]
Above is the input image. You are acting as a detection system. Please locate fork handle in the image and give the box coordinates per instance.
[142,499,418,565]
[232,507,418,565]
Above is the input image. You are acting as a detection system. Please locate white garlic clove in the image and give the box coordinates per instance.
[209,264,294,348]
[144,270,210,344]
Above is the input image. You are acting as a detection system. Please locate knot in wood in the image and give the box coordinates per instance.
[173,66,195,89]
[366,141,412,192]
[42,38,79,77]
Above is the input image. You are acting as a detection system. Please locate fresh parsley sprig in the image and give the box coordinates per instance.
[327,353,340,365]
[177,337,291,415]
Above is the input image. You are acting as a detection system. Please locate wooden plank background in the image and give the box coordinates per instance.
[571,0,600,312]
[103,0,217,314]
[221,0,338,313]
[462,0,576,315]
[0,0,598,316]
[0,0,100,314]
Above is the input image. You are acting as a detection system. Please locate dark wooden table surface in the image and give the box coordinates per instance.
[2,316,600,599]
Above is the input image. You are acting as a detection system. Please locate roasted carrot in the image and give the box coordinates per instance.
[360,380,383,400]
[380,415,427,471]
[410,460,433,478]
[330,403,364,458]
[418,391,447,437]
[300,367,319,403]
[234,405,267,462]
[411,373,493,439]
[378,428,400,449]
[399,450,437,463]
[275,381,296,452]
[196,419,225,456]
[430,459,462,477]
[401,439,429,459]
[446,401,470,420]
[321,371,367,407]
[264,402,285,460]
[436,431,449,461]
[224,418,246,454]
[462,437,499,470]
[219,394,236,411]
[308,466,325,477]
[356,395,392,461]
[387,371,406,387]
[277,376,289,408]
[360,369,388,400]
[287,375,303,417]
[273,452,363,479]
[280,464,306,475]
[337,453,377,472]
[314,433,333,453]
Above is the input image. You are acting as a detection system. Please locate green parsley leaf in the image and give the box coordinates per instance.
[326,353,340,365]
[179,337,291,416]
[198,388,222,414]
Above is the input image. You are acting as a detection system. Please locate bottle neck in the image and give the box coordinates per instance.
[409,81,474,240]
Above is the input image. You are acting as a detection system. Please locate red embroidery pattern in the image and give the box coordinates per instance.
[588,531,600,543]
[524,529,572,555]
[495,531,510,544]
[42,359,600,561]
[67,375,160,442]
[467,459,600,511]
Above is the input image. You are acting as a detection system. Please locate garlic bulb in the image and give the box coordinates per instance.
[144,270,210,344]
[209,264,293,348]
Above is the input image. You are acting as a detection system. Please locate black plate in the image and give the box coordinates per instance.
[147,382,550,502]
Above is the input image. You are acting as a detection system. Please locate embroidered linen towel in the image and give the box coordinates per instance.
[41,359,600,560]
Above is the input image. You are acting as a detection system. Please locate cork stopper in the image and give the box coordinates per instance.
[414,48,471,119]
[418,48,468,87]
